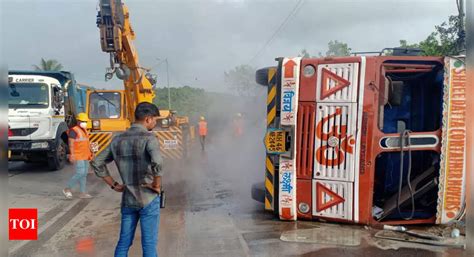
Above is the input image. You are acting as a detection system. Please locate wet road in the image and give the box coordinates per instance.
[8,138,468,257]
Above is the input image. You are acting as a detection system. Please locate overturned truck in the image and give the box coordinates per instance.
[253,54,466,225]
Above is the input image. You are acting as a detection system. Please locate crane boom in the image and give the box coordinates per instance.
[89,0,192,161]
[96,0,155,121]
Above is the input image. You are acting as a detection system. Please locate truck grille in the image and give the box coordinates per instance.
[314,103,357,182]
[317,63,359,102]
[313,180,353,219]
[11,128,38,137]
[296,103,316,179]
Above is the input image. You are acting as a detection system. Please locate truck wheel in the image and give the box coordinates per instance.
[256,67,276,86]
[48,140,67,171]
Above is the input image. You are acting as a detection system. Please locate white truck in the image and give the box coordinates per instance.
[8,71,89,170]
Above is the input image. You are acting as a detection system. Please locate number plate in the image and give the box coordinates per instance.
[163,140,178,149]
[264,130,286,154]
[90,142,99,153]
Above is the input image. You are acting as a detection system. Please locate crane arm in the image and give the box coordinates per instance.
[96,0,156,120]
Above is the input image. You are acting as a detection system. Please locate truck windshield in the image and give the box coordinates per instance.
[89,92,122,119]
[9,83,50,109]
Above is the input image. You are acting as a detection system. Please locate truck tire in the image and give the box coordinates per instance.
[48,140,67,171]
[251,182,265,203]
[256,67,277,86]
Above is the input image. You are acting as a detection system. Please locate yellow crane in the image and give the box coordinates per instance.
[88,0,191,159]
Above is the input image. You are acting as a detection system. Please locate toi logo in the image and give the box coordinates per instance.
[9,209,38,240]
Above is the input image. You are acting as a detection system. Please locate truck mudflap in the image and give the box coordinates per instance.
[436,57,467,224]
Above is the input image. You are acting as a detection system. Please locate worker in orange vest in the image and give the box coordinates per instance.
[63,113,93,199]
[198,116,208,151]
[233,113,243,137]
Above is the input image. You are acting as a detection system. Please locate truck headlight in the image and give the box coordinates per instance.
[92,120,101,130]
[298,202,310,214]
[31,142,49,149]
[161,119,169,126]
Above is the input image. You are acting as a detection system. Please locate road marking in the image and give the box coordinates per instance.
[9,199,80,253]
[233,220,251,257]
[10,179,104,257]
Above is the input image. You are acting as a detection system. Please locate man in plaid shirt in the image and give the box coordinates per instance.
[91,102,163,257]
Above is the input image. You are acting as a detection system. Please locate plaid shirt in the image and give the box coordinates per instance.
[91,124,163,208]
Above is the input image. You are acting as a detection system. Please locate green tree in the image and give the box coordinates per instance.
[398,15,464,56]
[153,86,209,119]
[399,40,418,48]
[297,42,352,59]
[321,40,352,57]
[32,58,64,71]
[224,65,260,97]
[298,49,311,58]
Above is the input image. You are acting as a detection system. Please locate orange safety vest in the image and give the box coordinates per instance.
[69,126,92,161]
[198,121,208,136]
[233,118,243,136]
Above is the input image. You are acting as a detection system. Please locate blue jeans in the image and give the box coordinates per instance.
[114,196,161,257]
[67,160,88,193]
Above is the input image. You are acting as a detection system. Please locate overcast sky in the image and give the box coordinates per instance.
[1,0,459,92]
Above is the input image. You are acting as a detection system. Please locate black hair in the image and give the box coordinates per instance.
[135,102,160,121]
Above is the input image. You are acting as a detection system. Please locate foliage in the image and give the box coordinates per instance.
[298,49,312,58]
[153,86,209,119]
[322,40,351,57]
[32,58,64,71]
[224,65,260,97]
[398,15,464,56]
[298,40,352,58]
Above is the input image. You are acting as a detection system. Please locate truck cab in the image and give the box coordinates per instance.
[254,55,466,226]
[8,71,87,171]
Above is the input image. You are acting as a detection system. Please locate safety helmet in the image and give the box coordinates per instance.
[76,113,89,122]
[200,116,205,121]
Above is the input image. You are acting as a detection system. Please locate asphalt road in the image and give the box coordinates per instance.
[7,136,468,257]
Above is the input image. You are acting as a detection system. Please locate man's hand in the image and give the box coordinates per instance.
[113,184,125,192]
[141,183,161,194]
[68,155,76,163]
[102,176,123,192]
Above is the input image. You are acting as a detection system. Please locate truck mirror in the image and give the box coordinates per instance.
[53,88,64,111]
[55,101,63,110]
[10,85,20,97]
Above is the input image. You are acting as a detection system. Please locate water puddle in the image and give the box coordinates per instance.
[280,226,363,246]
